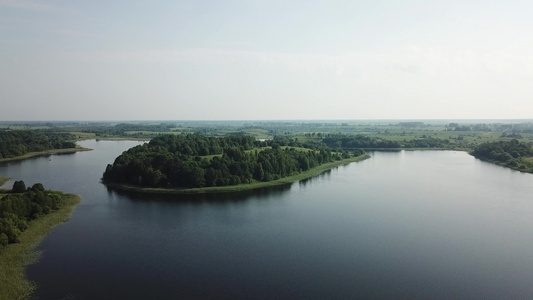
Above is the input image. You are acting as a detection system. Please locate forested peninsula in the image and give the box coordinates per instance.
[0,130,88,162]
[471,139,533,173]
[0,181,81,299]
[103,134,367,193]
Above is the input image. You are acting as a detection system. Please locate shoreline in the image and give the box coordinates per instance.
[0,193,82,300]
[0,177,10,187]
[0,147,92,163]
[104,154,371,195]
[469,153,533,174]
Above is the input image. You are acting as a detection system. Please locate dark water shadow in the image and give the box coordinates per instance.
[106,183,293,205]
[298,168,332,187]
[104,161,358,206]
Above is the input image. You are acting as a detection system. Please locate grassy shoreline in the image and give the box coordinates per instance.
[0,193,81,300]
[0,147,92,163]
[0,177,10,187]
[105,154,371,195]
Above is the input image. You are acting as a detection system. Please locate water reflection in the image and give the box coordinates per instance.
[105,183,293,204]
[298,169,332,187]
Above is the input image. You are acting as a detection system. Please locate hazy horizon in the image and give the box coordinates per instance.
[2,1,532,120]
[2,118,533,124]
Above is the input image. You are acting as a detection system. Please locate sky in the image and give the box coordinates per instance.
[1,0,532,121]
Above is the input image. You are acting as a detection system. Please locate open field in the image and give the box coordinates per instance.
[0,193,81,300]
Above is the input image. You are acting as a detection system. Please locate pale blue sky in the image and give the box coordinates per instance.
[1,0,532,120]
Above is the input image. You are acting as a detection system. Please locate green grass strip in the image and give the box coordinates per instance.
[106,154,371,195]
[0,193,81,300]
[0,177,10,187]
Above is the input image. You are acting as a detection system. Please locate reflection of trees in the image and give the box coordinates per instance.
[106,183,293,205]
[298,169,333,187]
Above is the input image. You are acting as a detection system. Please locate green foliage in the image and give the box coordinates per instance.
[472,140,533,164]
[323,134,401,149]
[0,233,7,247]
[103,134,355,189]
[12,181,26,193]
[0,130,76,159]
[0,193,80,300]
[0,181,66,248]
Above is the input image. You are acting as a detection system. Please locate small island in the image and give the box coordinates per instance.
[0,181,81,300]
[103,134,369,194]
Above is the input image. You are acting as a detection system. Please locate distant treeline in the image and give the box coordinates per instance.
[322,134,452,149]
[81,123,177,137]
[103,134,363,188]
[0,181,66,247]
[472,140,533,167]
[0,130,76,159]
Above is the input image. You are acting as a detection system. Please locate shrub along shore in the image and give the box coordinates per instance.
[105,154,370,195]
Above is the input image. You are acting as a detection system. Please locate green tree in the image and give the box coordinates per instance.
[12,180,26,193]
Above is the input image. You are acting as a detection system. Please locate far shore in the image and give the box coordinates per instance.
[0,147,92,163]
[104,154,371,195]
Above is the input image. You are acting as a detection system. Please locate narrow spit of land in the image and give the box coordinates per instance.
[0,177,9,187]
[0,147,92,163]
[0,191,81,300]
[105,154,370,195]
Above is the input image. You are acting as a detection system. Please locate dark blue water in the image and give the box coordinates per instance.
[1,141,533,299]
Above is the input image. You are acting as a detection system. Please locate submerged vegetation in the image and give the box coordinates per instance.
[103,134,365,190]
[0,181,81,300]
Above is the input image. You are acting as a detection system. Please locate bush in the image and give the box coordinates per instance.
[12,180,26,193]
[1,182,64,246]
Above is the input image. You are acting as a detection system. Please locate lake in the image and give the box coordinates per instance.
[1,140,533,299]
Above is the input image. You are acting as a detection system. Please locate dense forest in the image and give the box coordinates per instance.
[103,134,363,189]
[472,140,533,168]
[0,130,76,159]
[0,181,66,247]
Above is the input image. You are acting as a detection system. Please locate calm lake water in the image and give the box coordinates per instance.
[1,140,533,299]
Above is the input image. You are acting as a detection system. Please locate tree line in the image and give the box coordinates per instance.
[0,130,76,159]
[321,134,454,149]
[0,181,66,247]
[472,139,533,168]
[103,134,364,189]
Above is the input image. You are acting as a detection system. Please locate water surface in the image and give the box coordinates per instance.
[1,142,533,299]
